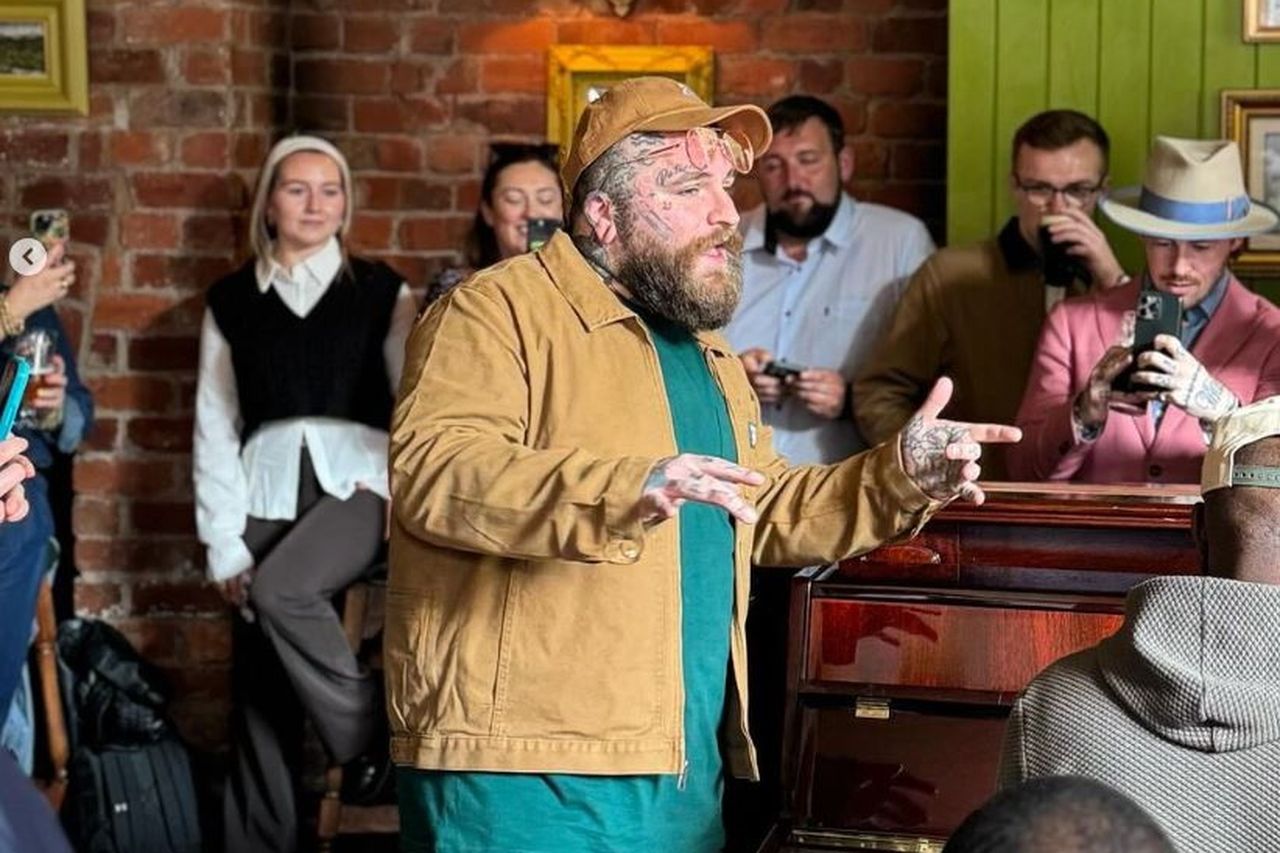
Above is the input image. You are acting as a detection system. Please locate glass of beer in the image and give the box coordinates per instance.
[14,328,58,430]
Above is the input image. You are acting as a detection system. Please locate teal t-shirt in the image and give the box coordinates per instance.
[398,312,738,853]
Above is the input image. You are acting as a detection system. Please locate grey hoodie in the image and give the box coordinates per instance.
[1000,575,1280,853]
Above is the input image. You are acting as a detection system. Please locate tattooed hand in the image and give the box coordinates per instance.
[1131,334,1238,422]
[637,453,767,526]
[899,378,1022,505]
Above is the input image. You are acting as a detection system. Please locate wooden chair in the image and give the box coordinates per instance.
[316,575,399,851]
[31,550,69,810]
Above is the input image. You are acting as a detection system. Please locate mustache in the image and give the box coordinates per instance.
[686,229,744,256]
[783,190,816,203]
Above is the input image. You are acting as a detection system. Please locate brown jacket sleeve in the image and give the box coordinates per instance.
[749,421,938,569]
[853,259,949,445]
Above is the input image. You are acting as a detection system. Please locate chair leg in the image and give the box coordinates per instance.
[34,581,68,810]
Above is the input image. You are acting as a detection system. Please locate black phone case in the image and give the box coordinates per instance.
[1111,290,1182,393]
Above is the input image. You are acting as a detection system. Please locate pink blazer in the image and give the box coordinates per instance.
[1008,276,1280,484]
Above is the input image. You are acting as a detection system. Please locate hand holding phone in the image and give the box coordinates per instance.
[30,209,69,252]
[1111,290,1182,394]
[526,217,559,252]
[763,358,806,381]
[0,356,32,439]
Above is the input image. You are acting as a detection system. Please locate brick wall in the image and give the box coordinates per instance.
[0,0,945,753]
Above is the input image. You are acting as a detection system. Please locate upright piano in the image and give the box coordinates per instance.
[761,483,1199,852]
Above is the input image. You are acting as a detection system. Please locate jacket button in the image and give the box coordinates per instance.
[619,540,640,560]
[1148,464,1163,478]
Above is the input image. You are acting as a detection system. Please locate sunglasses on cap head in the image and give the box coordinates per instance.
[615,127,754,175]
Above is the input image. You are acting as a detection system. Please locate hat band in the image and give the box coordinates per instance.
[1138,188,1251,225]
[1231,465,1280,488]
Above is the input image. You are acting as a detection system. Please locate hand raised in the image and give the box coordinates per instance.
[637,453,766,526]
[899,378,1021,505]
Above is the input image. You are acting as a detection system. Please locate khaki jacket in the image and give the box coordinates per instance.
[387,231,937,779]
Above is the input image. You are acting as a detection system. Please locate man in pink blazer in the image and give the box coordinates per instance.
[1009,136,1280,484]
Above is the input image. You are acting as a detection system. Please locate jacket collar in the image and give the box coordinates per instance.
[539,230,735,356]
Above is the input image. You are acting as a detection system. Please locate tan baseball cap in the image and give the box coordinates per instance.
[560,76,773,197]
[1201,396,1280,493]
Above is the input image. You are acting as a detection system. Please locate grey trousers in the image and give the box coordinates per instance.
[223,450,385,853]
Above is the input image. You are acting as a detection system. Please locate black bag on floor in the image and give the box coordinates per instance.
[57,619,201,853]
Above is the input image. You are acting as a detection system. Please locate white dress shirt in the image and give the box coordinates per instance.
[725,194,935,464]
[193,238,417,581]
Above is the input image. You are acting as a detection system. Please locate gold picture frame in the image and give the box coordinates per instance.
[546,45,714,145]
[1243,0,1280,42]
[1222,89,1280,274]
[0,0,88,115]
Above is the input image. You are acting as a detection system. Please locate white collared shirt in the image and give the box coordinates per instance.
[724,194,934,464]
[193,238,417,580]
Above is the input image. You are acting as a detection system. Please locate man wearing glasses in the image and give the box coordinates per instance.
[855,109,1126,479]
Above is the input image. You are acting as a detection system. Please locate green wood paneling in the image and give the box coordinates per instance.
[1046,0,1099,116]
[1202,0,1257,138]
[1149,0,1204,139]
[991,0,1050,234]
[947,0,998,246]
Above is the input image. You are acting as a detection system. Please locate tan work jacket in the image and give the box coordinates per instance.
[387,231,937,779]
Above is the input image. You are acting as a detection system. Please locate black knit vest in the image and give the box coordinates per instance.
[206,256,401,443]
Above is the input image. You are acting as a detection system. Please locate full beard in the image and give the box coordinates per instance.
[616,229,745,332]
[766,193,840,241]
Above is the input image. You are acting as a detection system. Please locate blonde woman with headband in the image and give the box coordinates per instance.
[192,135,415,851]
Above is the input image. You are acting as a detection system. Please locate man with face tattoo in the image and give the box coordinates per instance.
[725,95,935,464]
[386,77,1021,853]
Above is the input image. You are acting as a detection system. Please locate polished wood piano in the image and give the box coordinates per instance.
[759,483,1200,853]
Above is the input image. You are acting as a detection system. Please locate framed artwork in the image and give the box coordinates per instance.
[546,45,714,145]
[0,0,88,115]
[1243,0,1280,42]
[1222,89,1280,273]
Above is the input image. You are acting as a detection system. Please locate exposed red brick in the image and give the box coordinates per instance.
[181,133,230,169]
[130,502,197,536]
[74,581,124,616]
[84,418,120,453]
[873,15,947,55]
[349,214,395,250]
[20,177,113,209]
[761,14,869,52]
[847,56,925,96]
[128,417,195,452]
[128,336,201,373]
[183,49,232,86]
[110,131,168,166]
[0,132,69,167]
[344,17,400,53]
[121,7,228,44]
[892,141,944,180]
[291,13,341,51]
[93,293,186,332]
[121,213,182,250]
[377,137,424,172]
[718,57,794,96]
[397,216,472,251]
[556,18,655,44]
[91,49,165,84]
[76,538,203,576]
[655,19,758,51]
[480,56,545,94]
[131,173,243,210]
[295,59,389,95]
[426,136,480,175]
[869,101,946,139]
[74,458,177,496]
[799,59,845,94]
[458,19,556,53]
[409,18,453,53]
[73,497,122,538]
[454,98,545,136]
[130,90,230,129]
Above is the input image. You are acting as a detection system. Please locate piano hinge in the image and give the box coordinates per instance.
[853,697,891,720]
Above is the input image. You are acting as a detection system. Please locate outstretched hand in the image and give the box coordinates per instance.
[899,378,1022,505]
[637,453,766,526]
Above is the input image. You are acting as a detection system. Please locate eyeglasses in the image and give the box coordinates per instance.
[1014,176,1106,206]
[614,127,754,176]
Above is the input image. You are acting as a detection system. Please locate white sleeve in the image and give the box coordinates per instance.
[384,282,417,393]
[193,309,255,581]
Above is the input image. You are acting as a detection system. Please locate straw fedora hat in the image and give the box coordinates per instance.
[1100,136,1279,240]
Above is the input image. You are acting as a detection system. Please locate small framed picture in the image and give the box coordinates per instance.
[1243,0,1280,42]
[1222,88,1280,273]
[546,45,715,146]
[0,0,88,115]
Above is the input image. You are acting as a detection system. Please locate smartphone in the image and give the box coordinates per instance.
[526,218,559,252]
[1112,290,1183,393]
[30,209,69,252]
[763,358,806,380]
[0,357,32,438]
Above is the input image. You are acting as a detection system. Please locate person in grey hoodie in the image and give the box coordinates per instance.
[999,395,1280,853]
